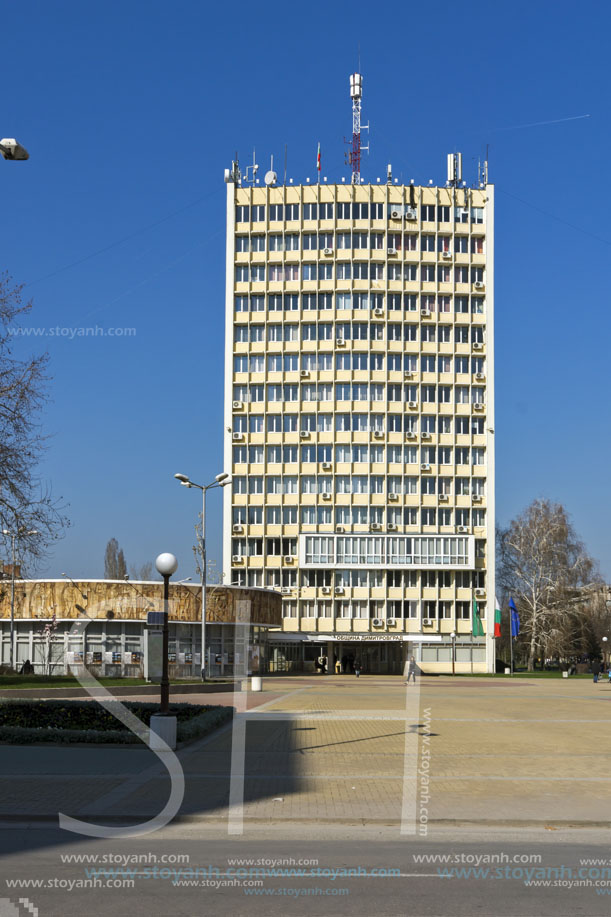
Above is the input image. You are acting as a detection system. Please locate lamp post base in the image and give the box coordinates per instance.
[150,714,177,750]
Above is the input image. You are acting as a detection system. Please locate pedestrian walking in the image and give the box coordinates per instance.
[592,658,601,683]
[404,655,417,685]
[353,659,362,678]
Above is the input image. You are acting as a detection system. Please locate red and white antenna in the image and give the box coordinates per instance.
[347,72,369,184]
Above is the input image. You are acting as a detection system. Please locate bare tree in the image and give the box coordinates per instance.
[0,273,68,565]
[497,499,600,670]
[129,561,153,581]
[104,537,127,579]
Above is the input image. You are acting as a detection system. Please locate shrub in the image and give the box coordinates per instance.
[0,699,233,745]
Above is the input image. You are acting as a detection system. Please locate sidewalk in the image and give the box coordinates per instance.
[2,676,611,827]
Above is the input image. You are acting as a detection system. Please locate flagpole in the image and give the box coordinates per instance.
[509,605,514,676]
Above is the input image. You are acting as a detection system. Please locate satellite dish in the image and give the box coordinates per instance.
[264,170,277,186]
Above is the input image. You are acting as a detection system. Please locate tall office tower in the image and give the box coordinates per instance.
[222,133,495,674]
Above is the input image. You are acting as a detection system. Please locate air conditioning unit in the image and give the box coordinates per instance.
[475,372,485,381]
[442,251,452,259]
[473,342,483,350]
[232,555,243,564]
[281,587,293,595]
[321,586,331,595]
[474,281,485,289]
[232,524,243,534]
[473,403,485,411]
[336,339,346,347]
[408,400,418,409]
[421,463,431,472]
[372,618,384,627]
[334,586,344,595]
[323,247,333,255]
[404,371,413,379]
[300,430,310,439]
[374,308,384,317]
[472,495,482,503]
[322,492,332,500]
[389,493,399,502]
[405,208,418,220]
[371,523,382,531]
[421,309,431,317]
[439,494,449,502]
[374,431,384,439]
[421,431,431,440]
[232,432,243,441]
[475,588,486,597]
[457,526,468,534]
[284,556,294,564]
[406,431,417,440]
[388,523,398,531]
[387,247,399,257]
[322,462,332,471]
[387,618,397,626]
[300,370,310,378]
[423,618,433,627]
[232,400,243,410]
[390,209,402,219]
[335,525,345,533]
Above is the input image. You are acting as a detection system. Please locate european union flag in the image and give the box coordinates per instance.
[509,597,520,638]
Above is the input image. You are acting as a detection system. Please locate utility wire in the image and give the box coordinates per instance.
[25,186,221,289]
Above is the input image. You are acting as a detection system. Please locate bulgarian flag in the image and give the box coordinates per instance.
[472,598,484,637]
[494,596,502,638]
[317,142,321,172]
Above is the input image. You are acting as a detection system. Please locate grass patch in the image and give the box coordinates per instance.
[453,671,601,679]
[0,699,233,744]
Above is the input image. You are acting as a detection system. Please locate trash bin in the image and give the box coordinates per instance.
[150,714,177,750]
[251,676,262,692]
[504,668,511,675]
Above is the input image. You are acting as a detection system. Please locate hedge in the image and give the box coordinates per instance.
[0,699,233,745]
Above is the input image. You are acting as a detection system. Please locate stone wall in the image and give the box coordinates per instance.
[0,581,282,627]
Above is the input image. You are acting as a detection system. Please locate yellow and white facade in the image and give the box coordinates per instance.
[223,172,495,673]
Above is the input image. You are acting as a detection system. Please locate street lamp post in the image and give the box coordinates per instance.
[451,631,456,676]
[174,472,231,681]
[2,529,38,670]
[0,139,29,161]
[154,553,178,714]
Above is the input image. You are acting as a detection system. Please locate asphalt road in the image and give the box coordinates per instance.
[2,824,611,917]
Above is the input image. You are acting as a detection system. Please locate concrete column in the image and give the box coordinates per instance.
[326,640,335,675]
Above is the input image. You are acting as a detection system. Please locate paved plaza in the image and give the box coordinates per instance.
[1,674,610,827]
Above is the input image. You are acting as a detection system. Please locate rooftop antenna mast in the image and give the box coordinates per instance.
[243,148,259,186]
[346,72,368,184]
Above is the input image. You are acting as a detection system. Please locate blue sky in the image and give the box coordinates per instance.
[1,0,609,580]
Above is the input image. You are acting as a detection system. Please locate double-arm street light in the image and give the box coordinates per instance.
[2,529,38,670]
[174,472,231,680]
